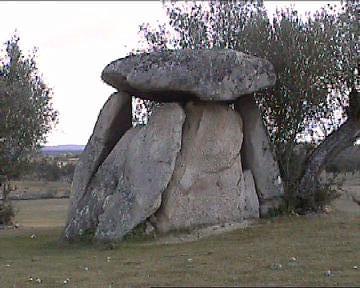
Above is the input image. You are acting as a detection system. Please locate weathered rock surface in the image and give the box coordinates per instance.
[101,49,276,102]
[153,102,257,233]
[64,128,140,239]
[235,96,284,216]
[64,103,185,241]
[95,103,185,241]
[243,170,260,219]
[64,92,132,239]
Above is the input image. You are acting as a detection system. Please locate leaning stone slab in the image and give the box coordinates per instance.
[235,96,284,216]
[64,128,140,239]
[153,101,255,234]
[95,103,185,241]
[64,91,132,240]
[101,49,276,102]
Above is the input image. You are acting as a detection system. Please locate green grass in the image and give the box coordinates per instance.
[10,180,71,200]
[0,200,359,287]
[12,199,69,228]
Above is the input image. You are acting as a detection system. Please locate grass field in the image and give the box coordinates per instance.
[12,199,69,228]
[0,197,359,287]
[10,180,71,200]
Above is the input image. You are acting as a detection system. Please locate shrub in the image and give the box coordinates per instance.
[0,175,15,225]
[0,202,15,225]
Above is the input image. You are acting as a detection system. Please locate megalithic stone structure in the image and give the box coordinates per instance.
[63,49,284,242]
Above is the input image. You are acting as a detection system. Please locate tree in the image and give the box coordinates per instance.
[0,33,58,179]
[137,1,359,212]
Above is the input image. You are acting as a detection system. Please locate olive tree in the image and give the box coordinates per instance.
[0,34,58,179]
[137,1,359,212]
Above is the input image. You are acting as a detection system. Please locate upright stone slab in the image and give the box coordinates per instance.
[64,92,132,240]
[243,170,260,219]
[95,103,185,241]
[235,96,284,216]
[153,101,257,234]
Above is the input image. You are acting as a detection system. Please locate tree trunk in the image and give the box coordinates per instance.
[298,88,360,208]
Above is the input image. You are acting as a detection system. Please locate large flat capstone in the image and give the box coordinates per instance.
[101,49,276,102]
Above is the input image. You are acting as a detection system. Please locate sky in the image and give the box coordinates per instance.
[0,1,340,146]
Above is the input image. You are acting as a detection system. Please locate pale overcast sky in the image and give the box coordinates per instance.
[0,1,339,146]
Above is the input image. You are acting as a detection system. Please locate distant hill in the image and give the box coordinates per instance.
[41,145,85,156]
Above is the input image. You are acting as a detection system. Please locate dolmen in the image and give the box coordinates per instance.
[63,49,284,242]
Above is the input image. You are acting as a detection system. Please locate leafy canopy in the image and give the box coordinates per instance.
[137,0,358,209]
[140,1,357,142]
[0,34,58,178]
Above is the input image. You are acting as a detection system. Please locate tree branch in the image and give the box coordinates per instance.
[298,87,360,208]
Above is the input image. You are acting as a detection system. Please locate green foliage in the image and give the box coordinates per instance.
[0,176,14,225]
[27,157,76,182]
[314,183,340,208]
[79,228,96,243]
[122,222,153,242]
[137,1,358,212]
[0,202,14,225]
[0,33,58,179]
